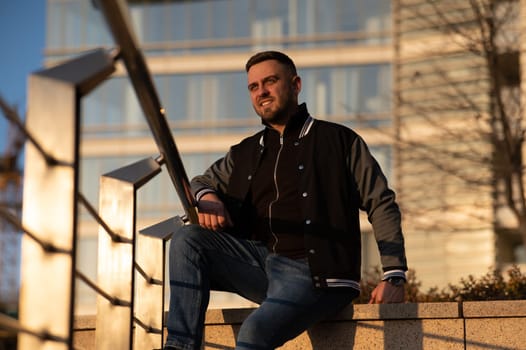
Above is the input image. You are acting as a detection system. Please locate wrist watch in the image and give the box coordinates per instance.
[385,276,405,286]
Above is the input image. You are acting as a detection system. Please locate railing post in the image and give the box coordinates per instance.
[136,215,185,349]
[18,49,114,350]
[95,157,161,349]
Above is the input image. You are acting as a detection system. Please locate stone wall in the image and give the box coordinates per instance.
[73,300,526,349]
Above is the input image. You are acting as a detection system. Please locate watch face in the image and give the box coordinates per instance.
[388,277,405,286]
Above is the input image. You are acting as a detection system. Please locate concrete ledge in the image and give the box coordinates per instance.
[73,301,526,349]
[345,302,461,320]
[205,303,465,350]
[206,302,461,324]
[463,299,526,317]
[463,300,526,350]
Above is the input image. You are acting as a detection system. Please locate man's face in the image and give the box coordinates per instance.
[247,59,301,128]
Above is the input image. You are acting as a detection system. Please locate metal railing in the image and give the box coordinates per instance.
[0,0,197,348]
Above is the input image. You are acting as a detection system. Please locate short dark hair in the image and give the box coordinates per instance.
[245,51,297,76]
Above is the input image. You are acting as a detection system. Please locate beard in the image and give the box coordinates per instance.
[257,105,288,125]
[254,93,296,127]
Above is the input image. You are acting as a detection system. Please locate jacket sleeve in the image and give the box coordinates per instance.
[190,147,234,200]
[349,135,408,274]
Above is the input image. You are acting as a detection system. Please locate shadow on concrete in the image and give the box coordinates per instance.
[306,303,423,350]
[307,305,357,349]
[378,303,422,350]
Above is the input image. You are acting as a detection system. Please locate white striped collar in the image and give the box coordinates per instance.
[299,115,315,138]
[258,115,315,146]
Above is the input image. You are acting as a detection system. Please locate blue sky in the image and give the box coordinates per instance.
[0,1,46,153]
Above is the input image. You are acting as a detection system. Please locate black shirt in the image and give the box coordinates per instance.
[248,105,309,259]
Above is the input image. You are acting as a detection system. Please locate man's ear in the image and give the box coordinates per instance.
[292,75,302,94]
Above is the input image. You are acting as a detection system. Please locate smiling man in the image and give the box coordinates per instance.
[164,51,408,350]
[247,57,300,131]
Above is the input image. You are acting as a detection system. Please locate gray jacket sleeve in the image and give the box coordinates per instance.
[349,135,407,273]
[190,148,234,200]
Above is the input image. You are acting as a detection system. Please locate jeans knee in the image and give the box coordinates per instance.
[170,224,203,246]
[236,312,277,349]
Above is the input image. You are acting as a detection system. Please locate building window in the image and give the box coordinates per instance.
[304,64,391,125]
[47,0,391,54]
[82,64,391,136]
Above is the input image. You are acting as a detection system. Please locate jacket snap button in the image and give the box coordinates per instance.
[247,175,252,180]
[309,249,315,254]
[302,192,308,197]
[305,219,311,225]
[298,164,304,170]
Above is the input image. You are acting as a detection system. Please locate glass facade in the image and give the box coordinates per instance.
[82,64,391,137]
[46,0,394,311]
[47,0,391,55]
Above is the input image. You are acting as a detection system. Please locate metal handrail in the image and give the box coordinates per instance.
[95,0,198,224]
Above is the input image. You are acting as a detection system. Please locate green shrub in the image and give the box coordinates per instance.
[355,265,526,303]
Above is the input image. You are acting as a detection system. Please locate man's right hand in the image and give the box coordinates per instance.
[197,192,233,231]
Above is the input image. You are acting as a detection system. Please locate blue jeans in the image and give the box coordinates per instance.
[165,224,358,350]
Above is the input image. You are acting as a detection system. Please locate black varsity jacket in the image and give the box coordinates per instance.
[191,104,407,291]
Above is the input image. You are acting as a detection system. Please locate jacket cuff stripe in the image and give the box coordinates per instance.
[382,270,407,281]
[195,188,216,202]
[325,278,361,291]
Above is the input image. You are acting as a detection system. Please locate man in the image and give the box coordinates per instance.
[165,51,407,350]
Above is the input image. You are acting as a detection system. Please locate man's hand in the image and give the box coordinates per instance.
[368,281,405,304]
[197,192,233,231]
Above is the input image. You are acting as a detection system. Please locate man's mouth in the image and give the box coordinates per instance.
[260,99,273,107]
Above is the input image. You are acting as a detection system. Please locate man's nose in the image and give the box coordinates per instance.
[258,86,270,97]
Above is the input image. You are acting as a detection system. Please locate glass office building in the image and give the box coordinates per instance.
[45,0,394,313]
[35,0,526,319]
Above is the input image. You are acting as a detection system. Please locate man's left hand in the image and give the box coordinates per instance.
[368,281,405,304]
